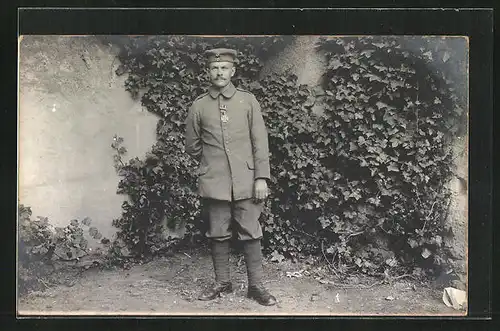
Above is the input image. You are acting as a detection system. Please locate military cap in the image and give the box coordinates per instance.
[205,48,238,63]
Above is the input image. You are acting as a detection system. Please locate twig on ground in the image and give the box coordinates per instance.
[332,280,385,290]
[392,274,417,281]
[183,252,192,258]
[175,265,188,277]
[38,278,51,289]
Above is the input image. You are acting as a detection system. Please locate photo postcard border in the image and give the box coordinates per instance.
[7,5,494,329]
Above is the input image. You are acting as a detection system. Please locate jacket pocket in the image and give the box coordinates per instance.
[246,160,255,170]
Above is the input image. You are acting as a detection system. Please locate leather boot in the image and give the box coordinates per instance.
[247,283,277,306]
[198,282,233,301]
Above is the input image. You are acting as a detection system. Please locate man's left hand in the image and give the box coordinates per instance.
[254,178,269,202]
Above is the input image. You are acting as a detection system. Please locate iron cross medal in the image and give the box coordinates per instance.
[220,104,229,123]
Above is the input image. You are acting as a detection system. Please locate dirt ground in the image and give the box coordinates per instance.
[18,250,464,316]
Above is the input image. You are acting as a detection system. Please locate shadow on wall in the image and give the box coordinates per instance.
[18,35,159,241]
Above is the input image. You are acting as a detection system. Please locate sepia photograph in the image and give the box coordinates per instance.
[17,33,468,316]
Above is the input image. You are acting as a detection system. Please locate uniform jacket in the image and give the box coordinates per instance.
[185,82,271,201]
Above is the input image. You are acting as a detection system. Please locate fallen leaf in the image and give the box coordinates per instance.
[442,51,450,63]
[385,296,395,301]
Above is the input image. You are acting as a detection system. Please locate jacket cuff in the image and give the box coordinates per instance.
[254,167,271,180]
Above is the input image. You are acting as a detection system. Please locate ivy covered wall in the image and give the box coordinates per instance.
[105,35,467,279]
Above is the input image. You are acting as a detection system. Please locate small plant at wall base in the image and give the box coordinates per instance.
[18,204,111,294]
[108,35,464,278]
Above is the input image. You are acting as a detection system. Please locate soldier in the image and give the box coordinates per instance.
[185,48,277,306]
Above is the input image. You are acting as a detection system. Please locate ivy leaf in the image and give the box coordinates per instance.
[330,59,342,70]
[82,217,92,226]
[360,49,375,58]
[366,74,382,82]
[367,196,381,206]
[319,217,331,229]
[385,257,398,267]
[88,227,99,238]
[376,101,388,110]
[373,42,387,48]
[408,238,418,248]
[390,137,401,147]
[433,235,443,246]
[421,248,432,259]
[387,163,399,172]
[349,191,362,200]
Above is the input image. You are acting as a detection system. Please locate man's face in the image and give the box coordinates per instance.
[208,61,236,88]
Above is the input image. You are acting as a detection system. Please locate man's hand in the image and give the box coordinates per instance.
[253,178,269,202]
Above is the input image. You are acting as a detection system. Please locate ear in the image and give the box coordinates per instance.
[230,66,236,77]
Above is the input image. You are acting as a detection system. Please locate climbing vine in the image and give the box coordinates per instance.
[107,35,465,277]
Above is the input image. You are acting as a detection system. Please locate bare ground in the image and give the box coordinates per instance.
[18,250,465,316]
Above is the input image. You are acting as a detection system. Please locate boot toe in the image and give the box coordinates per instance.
[261,294,277,306]
[248,285,277,306]
[198,282,232,301]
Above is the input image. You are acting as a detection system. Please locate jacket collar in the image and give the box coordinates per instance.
[208,82,237,99]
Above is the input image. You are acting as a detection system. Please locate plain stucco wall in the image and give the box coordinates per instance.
[18,36,158,241]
